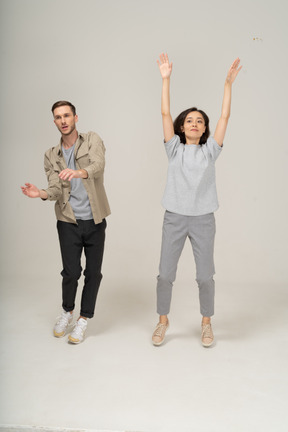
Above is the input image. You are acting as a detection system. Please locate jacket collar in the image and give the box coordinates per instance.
[56,132,84,157]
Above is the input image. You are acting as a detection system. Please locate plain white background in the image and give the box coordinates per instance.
[0,1,287,431]
[0,0,287,287]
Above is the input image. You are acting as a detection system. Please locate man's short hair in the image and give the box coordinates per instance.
[51,101,76,116]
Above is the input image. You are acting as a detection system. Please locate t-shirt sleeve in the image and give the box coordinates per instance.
[206,136,223,161]
[164,135,181,159]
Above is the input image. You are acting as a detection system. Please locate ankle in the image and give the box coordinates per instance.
[159,315,168,325]
[202,317,211,325]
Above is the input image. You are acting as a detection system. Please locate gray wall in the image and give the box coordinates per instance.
[1,0,287,288]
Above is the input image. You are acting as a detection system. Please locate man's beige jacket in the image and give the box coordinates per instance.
[44,131,111,224]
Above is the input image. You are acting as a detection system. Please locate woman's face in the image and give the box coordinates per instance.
[181,111,206,144]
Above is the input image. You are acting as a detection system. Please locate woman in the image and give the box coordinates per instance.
[152,53,242,347]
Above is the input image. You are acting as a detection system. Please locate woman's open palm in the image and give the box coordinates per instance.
[226,58,242,84]
[157,53,173,79]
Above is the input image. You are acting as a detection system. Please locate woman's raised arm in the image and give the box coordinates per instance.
[157,53,174,142]
[214,58,242,147]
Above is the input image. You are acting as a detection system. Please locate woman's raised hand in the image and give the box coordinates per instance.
[157,53,173,79]
[226,57,242,84]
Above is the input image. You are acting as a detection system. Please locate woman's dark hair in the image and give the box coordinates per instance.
[173,107,210,144]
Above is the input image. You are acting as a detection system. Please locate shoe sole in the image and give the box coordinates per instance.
[68,336,84,344]
[202,340,214,347]
[54,331,66,338]
[152,339,164,346]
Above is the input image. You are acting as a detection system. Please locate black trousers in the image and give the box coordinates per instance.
[57,219,106,318]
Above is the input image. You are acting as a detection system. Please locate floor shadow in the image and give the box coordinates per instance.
[87,280,155,336]
[215,283,288,341]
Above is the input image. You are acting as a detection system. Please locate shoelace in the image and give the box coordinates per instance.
[153,323,167,337]
[72,320,86,336]
[202,324,213,338]
[56,312,70,326]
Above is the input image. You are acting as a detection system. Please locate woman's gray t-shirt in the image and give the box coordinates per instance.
[162,135,222,216]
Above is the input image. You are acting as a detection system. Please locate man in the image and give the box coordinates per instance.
[21,101,111,344]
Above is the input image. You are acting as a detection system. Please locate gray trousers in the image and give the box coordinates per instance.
[157,211,216,317]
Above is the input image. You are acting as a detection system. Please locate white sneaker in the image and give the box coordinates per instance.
[68,318,88,344]
[54,310,73,338]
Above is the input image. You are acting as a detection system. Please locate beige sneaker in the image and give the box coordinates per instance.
[201,323,214,347]
[152,320,169,346]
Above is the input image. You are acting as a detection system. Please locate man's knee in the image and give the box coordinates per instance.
[61,267,82,281]
[84,268,103,281]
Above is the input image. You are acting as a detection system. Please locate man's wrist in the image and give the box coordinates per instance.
[78,169,88,179]
[39,189,48,200]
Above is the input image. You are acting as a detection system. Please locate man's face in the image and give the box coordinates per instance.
[53,106,78,136]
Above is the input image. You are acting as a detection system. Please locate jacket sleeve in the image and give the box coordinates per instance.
[43,151,63,201]
[84,132,106,179]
